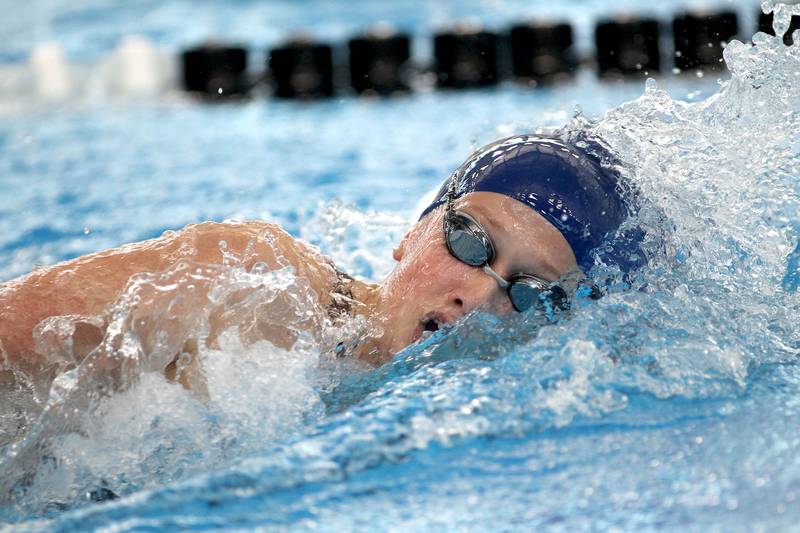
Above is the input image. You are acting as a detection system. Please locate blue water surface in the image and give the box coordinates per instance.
[2,1,800,531]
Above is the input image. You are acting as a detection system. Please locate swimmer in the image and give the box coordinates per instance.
[0,134,638,390]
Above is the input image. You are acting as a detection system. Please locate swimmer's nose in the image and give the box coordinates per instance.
[450,269,513,316]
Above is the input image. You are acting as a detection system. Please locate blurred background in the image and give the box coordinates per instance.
[3,3,800,529]
[0,0,791,281]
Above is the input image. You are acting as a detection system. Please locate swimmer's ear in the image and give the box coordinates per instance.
[394,215,434,262]
[392,224,419,262]
[392,235,408,261]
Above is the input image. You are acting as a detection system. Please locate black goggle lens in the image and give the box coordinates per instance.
[508,281,568,313]
[507,282,542,312]
[448,228,490,266]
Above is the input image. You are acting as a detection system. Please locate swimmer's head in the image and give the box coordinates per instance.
[371,134,643,357]
[419,134,641,274]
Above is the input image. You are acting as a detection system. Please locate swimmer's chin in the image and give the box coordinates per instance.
[365,314,451,362]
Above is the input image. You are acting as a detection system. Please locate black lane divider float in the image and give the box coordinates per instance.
[434,26,499,89]
[760,11,800,45]
[594,17,661,78]
[349,29,411,95]
[181,8,800,100]
[510,21,577,85]
[181,44,250,98]
[673,11,739,71]
[269,39,335,99]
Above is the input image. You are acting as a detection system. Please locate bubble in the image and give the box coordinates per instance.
[3,6,800,526]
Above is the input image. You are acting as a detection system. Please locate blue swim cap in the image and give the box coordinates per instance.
[420,134,643,273]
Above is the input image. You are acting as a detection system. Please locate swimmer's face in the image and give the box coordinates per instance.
[375,191,577,358]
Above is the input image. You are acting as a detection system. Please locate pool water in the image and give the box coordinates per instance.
[2,1,800,531]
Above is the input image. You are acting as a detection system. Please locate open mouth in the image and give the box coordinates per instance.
[422,318,440,333]
[412,314,444,343]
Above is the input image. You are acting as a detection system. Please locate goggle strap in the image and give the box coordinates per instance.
[482,264,510,289]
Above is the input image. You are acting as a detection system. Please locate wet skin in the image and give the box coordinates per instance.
[0,191,577,385]
[363,191,578,360]
[0,221,344,386]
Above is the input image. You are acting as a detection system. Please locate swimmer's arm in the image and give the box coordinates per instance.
[0,221,334,370]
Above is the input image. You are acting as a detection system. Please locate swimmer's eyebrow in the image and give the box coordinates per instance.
[466,202,503,235]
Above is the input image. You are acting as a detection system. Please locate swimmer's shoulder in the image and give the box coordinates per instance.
[0,220,340,372]
[180,220,339,291]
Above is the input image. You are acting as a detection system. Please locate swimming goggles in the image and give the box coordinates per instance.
[442,208,569,313]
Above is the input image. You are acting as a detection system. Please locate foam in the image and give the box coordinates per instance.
[2,4,800,525]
